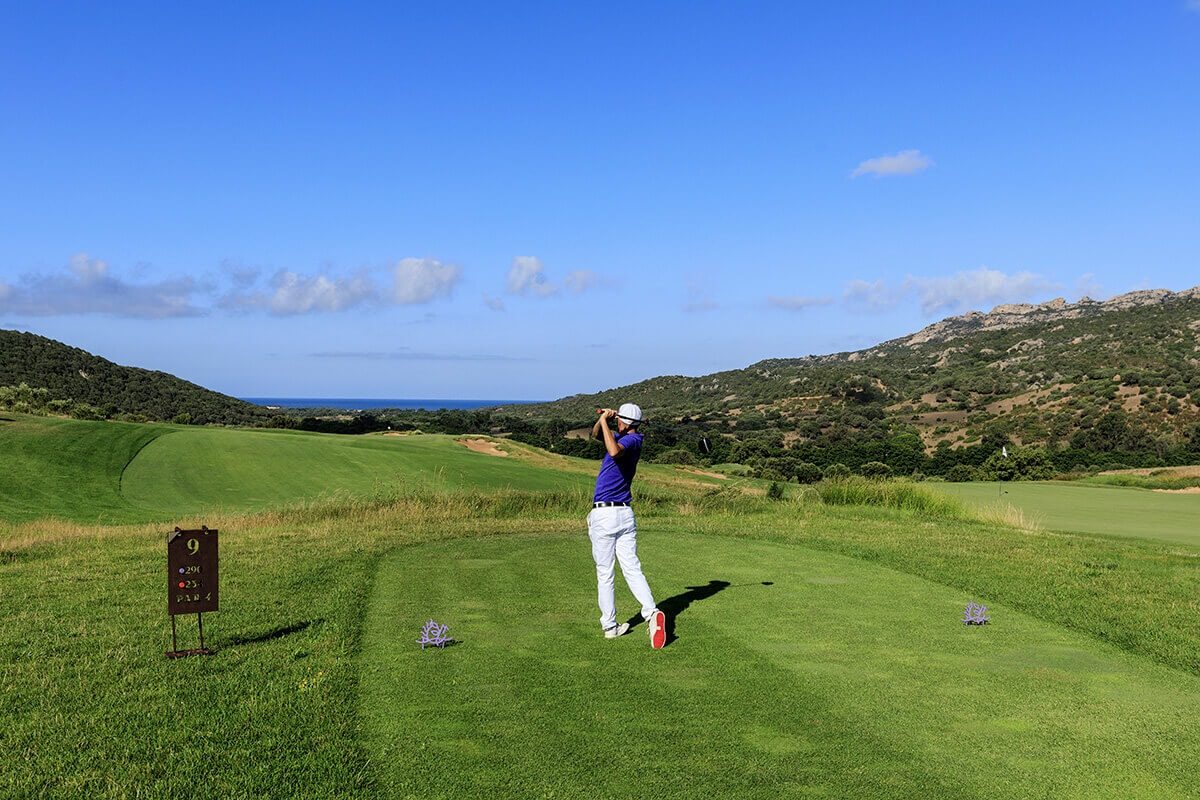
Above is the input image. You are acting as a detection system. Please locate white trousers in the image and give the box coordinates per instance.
[587,506,657,630]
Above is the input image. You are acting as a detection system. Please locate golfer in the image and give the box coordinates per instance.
[588,403,666,648]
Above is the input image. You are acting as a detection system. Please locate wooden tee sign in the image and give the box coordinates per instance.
[167,527,218,615]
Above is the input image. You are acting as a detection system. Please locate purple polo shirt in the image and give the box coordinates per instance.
[592,430,643,504]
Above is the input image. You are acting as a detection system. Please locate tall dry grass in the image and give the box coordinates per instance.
[814,477,971,520]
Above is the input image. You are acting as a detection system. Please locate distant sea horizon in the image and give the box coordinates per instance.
[240,397,544,411]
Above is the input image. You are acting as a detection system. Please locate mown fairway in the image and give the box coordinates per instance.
[932,480,1200,546]
[3,413,1200,799]
[1,414,595,523]
[0,415,165,524]
[121,427,594,516]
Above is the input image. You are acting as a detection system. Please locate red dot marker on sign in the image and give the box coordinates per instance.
[178,582,186,589]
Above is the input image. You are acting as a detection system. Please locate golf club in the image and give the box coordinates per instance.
[609,411,713,455]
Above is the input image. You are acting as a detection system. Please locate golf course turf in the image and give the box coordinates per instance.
[3,414,1200,798]
[362,531,1200,799]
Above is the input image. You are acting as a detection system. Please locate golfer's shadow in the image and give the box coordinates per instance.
[627,579,766,647]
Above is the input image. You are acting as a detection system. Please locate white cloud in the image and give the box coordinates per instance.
[843,279,905,312]
[268,270,378,314]
[905,267,1057,315]
[1188,0,1200,11]
[68,252,109,282]
[841,267,1061,316]
[767,295,834,311]
[0,253,203,318]
[563,269,602,294]
[392,258,462,304]
[851,149,933,179]
[500,257,606,299]
[484,294,505,311]
[221,257,461,313]
[506,256,559,297]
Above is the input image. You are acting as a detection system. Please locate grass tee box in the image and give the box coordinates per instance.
[362,531,1200,799]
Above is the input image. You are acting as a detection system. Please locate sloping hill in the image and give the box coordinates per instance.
[0,329,269,424]
[495,287,1200,470]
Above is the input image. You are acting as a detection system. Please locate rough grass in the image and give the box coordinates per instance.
[1079,473,1200,491]
[814,477,972,519]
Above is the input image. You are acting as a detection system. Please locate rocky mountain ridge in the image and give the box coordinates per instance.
[895,286,1200,348]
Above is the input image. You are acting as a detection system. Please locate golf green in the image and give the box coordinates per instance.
[359,530,1200,799]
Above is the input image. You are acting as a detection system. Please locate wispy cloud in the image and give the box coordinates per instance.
[906,267,1057,315]
[0,253,203,318]
[844,267,1061,315]
[506,256,559,297]
[843,278,906,312]
[851,149,933,179]
[221,257,462,315]
[392,258,462,304]
[563,269,603,294]
[1188,0,1200,11]
[310,348,532,362]
[767,295,834,311]
[503,257,606,300]
[483,294,505,311]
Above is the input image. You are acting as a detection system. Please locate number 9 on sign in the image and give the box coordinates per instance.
[167,527,218,615]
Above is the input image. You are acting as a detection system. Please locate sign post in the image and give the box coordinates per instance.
[166,526,218,658]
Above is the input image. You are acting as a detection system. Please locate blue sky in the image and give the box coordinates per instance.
[2,2,1198,401]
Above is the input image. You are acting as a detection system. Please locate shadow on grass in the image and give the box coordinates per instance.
[223,619,324,647]
[626,579,774,647]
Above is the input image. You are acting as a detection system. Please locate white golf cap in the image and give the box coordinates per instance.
[618,403,643,424]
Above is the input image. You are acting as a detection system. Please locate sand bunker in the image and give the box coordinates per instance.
[458,438,508,457]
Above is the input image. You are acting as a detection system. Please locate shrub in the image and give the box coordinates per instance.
[945,464,981,482]
[657,448,696,465]
[69,403,106,421]
[822,463,852,481]
[766,481,785,501]
[983,445,1057,481]
[794,461,823,484]
[859,461,893,479]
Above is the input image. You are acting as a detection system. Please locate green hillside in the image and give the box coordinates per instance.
[0,329,269,424]
[481,287,1200,476]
